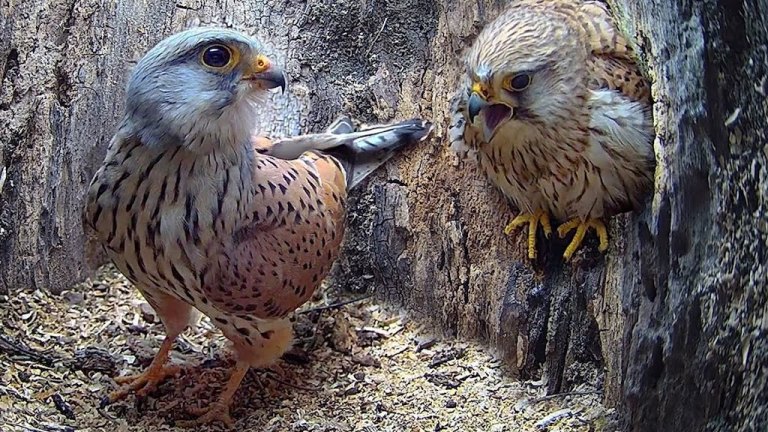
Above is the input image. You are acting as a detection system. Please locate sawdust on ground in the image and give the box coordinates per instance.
[0,265,615,432]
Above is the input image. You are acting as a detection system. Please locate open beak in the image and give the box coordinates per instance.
[468,92,488,123]
[467,82,513,141]
[244,54,287,93]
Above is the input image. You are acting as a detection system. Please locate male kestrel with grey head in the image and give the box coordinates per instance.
[449,0,655,260]
[84,27,431,426]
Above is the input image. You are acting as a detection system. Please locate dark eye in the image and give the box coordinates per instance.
[507,73,531,91]
[201,44,232,68]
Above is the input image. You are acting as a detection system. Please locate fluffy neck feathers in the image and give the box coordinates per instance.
[129,98,260,152]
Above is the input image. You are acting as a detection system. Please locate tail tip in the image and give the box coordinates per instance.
[400,118,434,143]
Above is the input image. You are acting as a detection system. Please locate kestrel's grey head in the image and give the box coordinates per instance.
[124,27,287,154]
[463,7,588,142]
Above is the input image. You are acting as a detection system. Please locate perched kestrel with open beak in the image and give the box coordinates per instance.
[84,27,431,426]
[449,0,655,260]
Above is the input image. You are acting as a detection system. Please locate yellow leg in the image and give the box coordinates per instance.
[504,209,553,259]
[176,360,250,428]
[106,335,181,403]
[557,217,609,261]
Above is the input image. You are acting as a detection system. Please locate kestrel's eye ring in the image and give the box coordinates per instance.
[505,73,532,92]
[201,44,234,69]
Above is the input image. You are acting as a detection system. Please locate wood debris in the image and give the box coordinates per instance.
[0,265,616,431]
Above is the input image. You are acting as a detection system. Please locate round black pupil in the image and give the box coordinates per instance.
[512,74,530,90]
[204,47,230,67]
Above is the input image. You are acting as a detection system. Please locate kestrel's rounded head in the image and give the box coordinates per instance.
[463,5,589,142]
[124,27,287,153]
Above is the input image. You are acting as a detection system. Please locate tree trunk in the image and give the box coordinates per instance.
[606,0,768,430]
[1,0,765,430]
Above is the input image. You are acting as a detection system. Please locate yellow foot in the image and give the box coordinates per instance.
[177,402,235,428]
[107,364,181,402]
[557,217,609,261]
[503,209,553,259]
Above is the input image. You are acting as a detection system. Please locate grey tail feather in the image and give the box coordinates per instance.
[326,118,432,189]
[265,117,433,189]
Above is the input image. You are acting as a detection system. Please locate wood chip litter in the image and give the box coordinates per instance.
[0,265,617,431]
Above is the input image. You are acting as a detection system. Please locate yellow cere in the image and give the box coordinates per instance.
[471,81,488,98]
[253,54,271,73]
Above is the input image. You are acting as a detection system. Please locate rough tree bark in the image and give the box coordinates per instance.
[1,0,765,430]
[607,0,768,430]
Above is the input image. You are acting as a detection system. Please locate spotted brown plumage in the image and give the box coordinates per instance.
[448,0,655,261]
[84,27,432,426]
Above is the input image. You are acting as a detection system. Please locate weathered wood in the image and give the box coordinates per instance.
[0,0,308,293]
[0,0,625,408]
[607,0,768,430]
[338,0,631,405]
[3,0,765,429]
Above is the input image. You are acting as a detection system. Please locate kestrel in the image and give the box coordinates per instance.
[84,27,431,426]
[449,0,655,260]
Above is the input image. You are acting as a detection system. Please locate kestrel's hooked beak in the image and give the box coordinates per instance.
[468,80,514,142]
[468,82,489,122]
[243,54,287,93]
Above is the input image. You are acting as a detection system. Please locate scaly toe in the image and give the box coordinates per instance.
[504,215,529,235]
[503,210,553,260]
[557,218,582,238]
[540,213,553,238]
[559,218,609,261]
[136,365,181,397]
[108,364,182,402]
[526,224,537,259]
[113,373,142,385]
[590,220,609,252]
